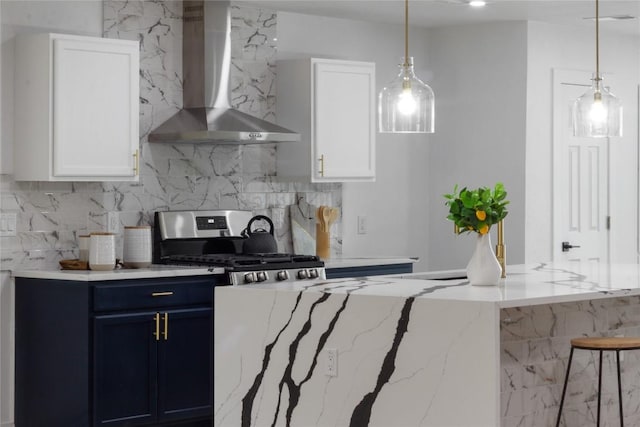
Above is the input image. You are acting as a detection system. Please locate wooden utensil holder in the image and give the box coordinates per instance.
[316,223,330,259]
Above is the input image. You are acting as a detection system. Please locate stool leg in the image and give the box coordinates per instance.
[597,350,603,427]
[616,350,623,427]
[556,347,575,427]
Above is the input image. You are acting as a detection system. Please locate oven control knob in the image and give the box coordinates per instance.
[308,268,319,279]
[244,272,256,284]
[297,269,308,280]
[277,270,290,281]
[256,271,268,282]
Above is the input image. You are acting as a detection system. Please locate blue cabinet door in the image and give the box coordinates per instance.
[158,307,213,422]
[94,311,158,426]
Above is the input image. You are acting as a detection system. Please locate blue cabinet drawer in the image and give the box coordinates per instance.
[93,276,215,312]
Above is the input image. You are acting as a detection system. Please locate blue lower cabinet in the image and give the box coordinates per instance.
[16,276,216,427]
[325,263,413,279]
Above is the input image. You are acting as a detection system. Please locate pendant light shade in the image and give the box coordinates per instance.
[378,0,435,133]
[573,75,622,137]
[572,0,622,138]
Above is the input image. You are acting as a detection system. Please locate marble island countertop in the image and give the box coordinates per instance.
[215,261,640,426]
[230,262,640,308]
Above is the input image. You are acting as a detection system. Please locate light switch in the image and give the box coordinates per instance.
[0,213,17,237]
[357,216,367,234]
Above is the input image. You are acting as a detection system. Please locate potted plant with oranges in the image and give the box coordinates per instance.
[444,183,509,285]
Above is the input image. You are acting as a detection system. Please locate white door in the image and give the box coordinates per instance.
[552,69,609,262]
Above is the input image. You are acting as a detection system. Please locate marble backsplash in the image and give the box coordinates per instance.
[0,1,341,272]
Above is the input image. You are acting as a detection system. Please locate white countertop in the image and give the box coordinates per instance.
[11,257,415,282]
[12,265,224,281]
[322,256,417,269]
[225,262,640,308]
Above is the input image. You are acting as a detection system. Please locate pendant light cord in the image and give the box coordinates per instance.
[595,0,600,80]
[404,0,409,67]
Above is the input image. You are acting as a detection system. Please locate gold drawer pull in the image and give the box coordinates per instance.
[151,291,174,297]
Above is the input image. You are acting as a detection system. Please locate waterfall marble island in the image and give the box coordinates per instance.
[215,262,640,426]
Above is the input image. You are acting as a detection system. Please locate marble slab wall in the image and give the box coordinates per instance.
[501,297,640,426]
[0,1,341,272]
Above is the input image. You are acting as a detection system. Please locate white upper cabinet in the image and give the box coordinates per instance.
[14,33,140,181]
[276,58,376,182]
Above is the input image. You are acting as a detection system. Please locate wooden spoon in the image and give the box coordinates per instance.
[317,206,327,232]
[322,206,332,232]
[328,208,339,228]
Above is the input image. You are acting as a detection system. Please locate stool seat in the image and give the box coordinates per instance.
[571,336,640,350]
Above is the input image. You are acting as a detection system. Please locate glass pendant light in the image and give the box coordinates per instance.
[379,0,434,133]
[573,0,622,138]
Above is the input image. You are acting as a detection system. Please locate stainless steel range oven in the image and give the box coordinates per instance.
[153,210,326,285]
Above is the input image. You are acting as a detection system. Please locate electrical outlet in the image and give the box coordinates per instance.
[326,348,338,377]
[107,212,119,233]
[357,216,367,234]
[0,213,17,237]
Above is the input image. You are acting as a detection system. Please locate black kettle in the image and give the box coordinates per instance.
[242,215,278,254]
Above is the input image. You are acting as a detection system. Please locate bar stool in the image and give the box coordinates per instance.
[555,336,640,427]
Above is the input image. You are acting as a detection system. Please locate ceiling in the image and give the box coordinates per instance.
[236,0,640,36]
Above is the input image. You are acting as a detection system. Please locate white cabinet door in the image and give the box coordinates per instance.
[276,58,375,182]
[14,33,139,181]
[313,61,375,181]
[52,38,138,178]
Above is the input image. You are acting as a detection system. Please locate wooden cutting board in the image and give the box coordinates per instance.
[289,197,317,255]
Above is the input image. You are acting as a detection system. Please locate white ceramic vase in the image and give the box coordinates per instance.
[466,232,502,286]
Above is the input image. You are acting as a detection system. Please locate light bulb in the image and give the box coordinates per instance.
[588,96,607,124]
[397,88,417,115]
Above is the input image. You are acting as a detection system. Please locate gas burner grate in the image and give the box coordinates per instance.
[162,253,322,269]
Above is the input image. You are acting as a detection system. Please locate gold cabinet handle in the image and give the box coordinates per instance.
[153,313,160,341]
[133,149,139,176]
[162,312,169,341]
[318,154,324,177]
[151,291,174,297]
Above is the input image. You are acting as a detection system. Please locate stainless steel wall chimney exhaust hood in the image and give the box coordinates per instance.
[148,1,300,144]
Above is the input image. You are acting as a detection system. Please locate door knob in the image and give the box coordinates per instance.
[562,241,581,252]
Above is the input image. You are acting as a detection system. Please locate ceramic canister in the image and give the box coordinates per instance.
[123,226,152,268]
[89,232,116,271]
[78,234,90,262]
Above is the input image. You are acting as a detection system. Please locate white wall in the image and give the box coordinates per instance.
[526,21,640,263]
[276,12,433,272]
[425,22,528,270]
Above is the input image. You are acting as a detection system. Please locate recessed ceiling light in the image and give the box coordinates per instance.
[469,0,487,7]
